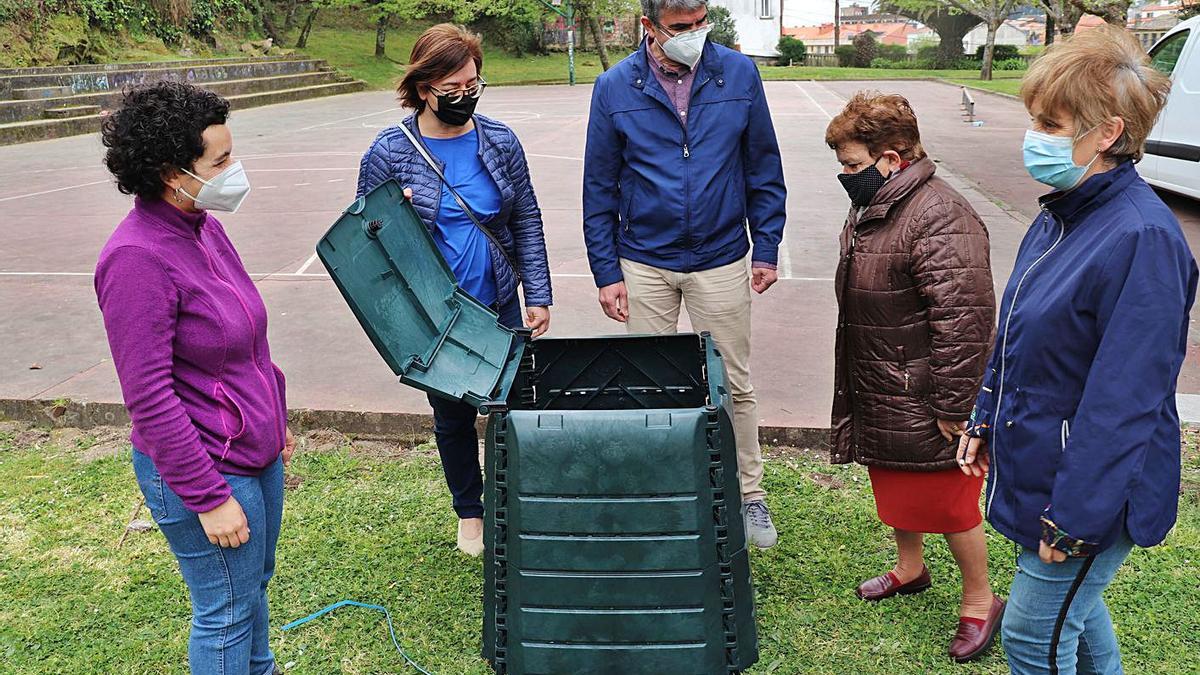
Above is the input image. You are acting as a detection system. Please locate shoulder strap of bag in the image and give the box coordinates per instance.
[396,120,521,282]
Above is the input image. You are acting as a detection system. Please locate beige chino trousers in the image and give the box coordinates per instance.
[620,257,765,503]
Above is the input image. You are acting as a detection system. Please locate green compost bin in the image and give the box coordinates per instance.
[317,179,759,674]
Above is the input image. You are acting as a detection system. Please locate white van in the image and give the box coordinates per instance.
[1140,15,1200,200]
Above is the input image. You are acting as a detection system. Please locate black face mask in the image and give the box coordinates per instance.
[837,162,888,208]
[431,92,479,127]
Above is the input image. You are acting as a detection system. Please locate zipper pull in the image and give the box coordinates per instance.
[904,372,910,391]
[221,438,232,463]
[683,144,690,158]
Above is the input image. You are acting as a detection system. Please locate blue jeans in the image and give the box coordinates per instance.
[1002,531,1135,675]
[427,297,523,519]
[133,450,284,675]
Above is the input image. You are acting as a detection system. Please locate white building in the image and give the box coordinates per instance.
[712,0,783,57]
[962,21,1037,53]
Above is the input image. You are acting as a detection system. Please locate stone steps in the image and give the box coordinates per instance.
[0,57,369,145]
[0,55,294,77]
[0,78,368,146]
[43,104,101,119]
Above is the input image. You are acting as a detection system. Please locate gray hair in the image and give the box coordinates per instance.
[640,0,708,24]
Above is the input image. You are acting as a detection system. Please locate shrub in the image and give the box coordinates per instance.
[917,44,940,61]
[852,31,877,68]
[877,43,907,61]
[976,43,1020,61]
[835,43,856,67]
[776,35,806,65]
[708,5,738,49]
[994,57,1028,70]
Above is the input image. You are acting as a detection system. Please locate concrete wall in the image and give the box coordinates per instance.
[714,0,783,56]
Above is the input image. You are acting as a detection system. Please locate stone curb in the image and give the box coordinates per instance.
[0,397,830,449]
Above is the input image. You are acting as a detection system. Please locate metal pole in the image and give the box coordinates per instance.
[567,1,576,86]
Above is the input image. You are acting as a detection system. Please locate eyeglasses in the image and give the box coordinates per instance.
[656,13,708,37]
[428,78,488,104]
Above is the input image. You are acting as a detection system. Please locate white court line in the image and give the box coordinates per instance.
[295,252,320,275]
[527,153,584,162]
[297,107,401,132]
[294,182,311,187]
[327,178,345,183]
[0,179,110,203]
[795,81,833,120]
[259,185,278,190]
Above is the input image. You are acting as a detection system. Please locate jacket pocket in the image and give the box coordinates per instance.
[213,382,247,462]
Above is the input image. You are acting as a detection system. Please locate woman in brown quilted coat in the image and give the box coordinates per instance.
[826,92,1000,663]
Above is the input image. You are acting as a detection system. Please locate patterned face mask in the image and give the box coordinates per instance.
[837,159,888,208]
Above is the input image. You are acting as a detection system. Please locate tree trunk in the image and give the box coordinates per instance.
[375,14,387,58]
[1045,13,1055,45]
[296,7,318,48]
[934,19,973,69]
[981,20,999,80]
[834,0,841,48]
[282,0,300,34]
[586,13,610,70]
[255,0,282,44]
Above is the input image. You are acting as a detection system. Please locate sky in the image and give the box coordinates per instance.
[782,0,873,27]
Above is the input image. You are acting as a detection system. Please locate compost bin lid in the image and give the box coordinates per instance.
[316,179,524,409]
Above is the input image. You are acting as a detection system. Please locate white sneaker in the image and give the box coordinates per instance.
[744,500,778,549]
[457,518,484,557]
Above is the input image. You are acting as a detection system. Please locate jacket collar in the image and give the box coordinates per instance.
[855,157,937,226]
[403,112,491,158]
[135,195,207,239]
[629,37,725,91]
[1039,160,1138,225]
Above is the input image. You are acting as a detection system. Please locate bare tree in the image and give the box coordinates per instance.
[1068,0,1132,26]
[945,0,1018,80]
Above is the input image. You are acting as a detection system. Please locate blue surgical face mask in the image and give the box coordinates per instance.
[1022,126,1101,192]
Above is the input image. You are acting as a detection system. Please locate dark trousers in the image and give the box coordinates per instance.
[428,297,524,519]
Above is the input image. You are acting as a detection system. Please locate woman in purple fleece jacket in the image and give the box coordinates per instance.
[95,82,293,675]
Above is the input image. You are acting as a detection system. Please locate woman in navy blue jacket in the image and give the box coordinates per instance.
[957,26,1196,674]
[357,24,553,557]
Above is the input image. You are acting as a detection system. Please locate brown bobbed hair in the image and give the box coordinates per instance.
[1020,24,1170,164]
[825,91,927,162]
[396,24,483,111]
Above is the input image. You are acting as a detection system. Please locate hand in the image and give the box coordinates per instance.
[526,306,551,338]
[598,282,629,323]
[198,496,250,548]
[937,418,966,442]
[282,427,296,467]
[402,187,413,200]
[956,434,990,478]
[1039,540,1068,564]
[751,267,778,294]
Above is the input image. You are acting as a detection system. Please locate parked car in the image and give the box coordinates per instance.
[1140,15,1200,200]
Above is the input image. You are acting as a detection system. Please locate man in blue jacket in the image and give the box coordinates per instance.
[582,0,787,548]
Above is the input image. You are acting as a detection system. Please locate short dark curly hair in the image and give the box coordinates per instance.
[102,81,230,200]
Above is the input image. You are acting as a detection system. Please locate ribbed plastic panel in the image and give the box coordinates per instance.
[483,334,757,674]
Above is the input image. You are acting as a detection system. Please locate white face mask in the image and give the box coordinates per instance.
[179,161,251,213]
[658,24,711,70]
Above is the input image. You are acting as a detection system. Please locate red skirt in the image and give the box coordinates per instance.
[867,465,985,534]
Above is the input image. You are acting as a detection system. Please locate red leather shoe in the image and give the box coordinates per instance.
[949,595,1006,663]
[855,566,932,601]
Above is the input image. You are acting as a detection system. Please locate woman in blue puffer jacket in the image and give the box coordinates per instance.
[357,24,553,557]
[957,26,1197,675]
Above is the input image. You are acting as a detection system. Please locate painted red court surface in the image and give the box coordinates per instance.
[4,80,1199,429]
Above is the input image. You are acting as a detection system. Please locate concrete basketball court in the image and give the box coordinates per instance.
[4,79,1200,432]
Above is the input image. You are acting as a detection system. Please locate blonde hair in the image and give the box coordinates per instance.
[1020,24,1170,163]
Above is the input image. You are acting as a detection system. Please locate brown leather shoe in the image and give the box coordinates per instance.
[949,595,1006,663]
[855,566,932,601]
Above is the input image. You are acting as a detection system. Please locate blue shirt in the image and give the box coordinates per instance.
[424,129,500,306]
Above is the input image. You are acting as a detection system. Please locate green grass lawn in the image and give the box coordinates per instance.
[2,423,1197,673]
[759,66,1024,97]
[295,25,608,91]
[295,25,1023,96]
